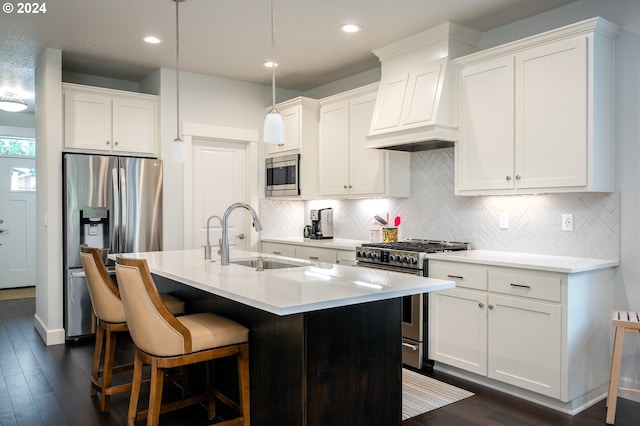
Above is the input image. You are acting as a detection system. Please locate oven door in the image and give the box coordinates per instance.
[356,261,426,369]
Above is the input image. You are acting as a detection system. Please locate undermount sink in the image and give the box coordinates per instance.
[230,257,308,270]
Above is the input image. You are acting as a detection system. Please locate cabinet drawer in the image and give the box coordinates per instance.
[429,261,487,290]
[296,246,336,263]
[336,250,356,266]
[261,242,296,258]
[489,269,561,302]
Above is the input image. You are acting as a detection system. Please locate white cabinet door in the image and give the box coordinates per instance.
[319,101,350,196]
[112,96,157,154]
[64,90,112,151]
[515,36,587,189]
[349,91,385,195]
[457,56,514,191]
[488,293,562,398]
[429,287,488,375]
[267,104,301,154]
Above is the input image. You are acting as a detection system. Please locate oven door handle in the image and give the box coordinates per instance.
[402,342,419,351]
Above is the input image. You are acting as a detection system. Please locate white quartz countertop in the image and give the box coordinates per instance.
[425,250,619,273]
[261,237,366,251]
[115,249,454,316]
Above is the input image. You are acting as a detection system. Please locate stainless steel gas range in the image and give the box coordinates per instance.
[356,239,470,369]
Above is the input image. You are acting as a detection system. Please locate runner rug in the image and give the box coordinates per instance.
[402,368,474,420]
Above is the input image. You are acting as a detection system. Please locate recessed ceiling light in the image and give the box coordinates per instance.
[340,23,362,33]
[142,35,162,44]
[262,60,279,68]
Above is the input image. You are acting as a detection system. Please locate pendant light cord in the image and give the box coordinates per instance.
[270,0,277,113]
[175,0,182,142]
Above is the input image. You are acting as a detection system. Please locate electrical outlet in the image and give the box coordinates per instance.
[562,213,573,231]
[499,212,509,229]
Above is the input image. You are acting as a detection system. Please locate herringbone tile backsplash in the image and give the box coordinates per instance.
[260,148,619,260]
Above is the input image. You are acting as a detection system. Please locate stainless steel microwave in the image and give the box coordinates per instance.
[266,153,300,197]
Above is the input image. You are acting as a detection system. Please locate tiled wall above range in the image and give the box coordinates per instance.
[261,147,619,260]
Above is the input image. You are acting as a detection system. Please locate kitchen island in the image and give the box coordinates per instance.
[116,249,455,425]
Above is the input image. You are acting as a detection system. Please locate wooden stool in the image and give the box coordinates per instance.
[606,310,640,424]
[116,256,250,426]
[80,247,186,413]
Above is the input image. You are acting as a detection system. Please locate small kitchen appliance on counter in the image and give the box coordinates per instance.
[310,208,333,239]
[356,239,470,369]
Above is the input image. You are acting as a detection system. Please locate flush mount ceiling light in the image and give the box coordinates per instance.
[142,35,162,44]
[171,0,185,163]
[0,93,28,112]
[340,23,362,33]
[263,0,284,145]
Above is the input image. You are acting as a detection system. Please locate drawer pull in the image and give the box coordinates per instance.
[273,251,282,255]
[447,274,464,279]
[402,342,419,351]
[478,302,484,308]
[510,283,531,289]
[309,256,319,260]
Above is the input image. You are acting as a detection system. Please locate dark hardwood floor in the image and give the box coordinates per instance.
[1,297,639,425]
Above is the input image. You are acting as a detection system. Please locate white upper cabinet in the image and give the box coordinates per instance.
[319,84,410,198]
[266,97,319,155]
[455,17,620,195]
[63,83,158,156]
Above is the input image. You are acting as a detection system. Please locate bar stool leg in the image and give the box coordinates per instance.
[91,325,105,397]
[606,325,626,424]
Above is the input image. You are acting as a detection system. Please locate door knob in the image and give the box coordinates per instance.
[238,233,245,240]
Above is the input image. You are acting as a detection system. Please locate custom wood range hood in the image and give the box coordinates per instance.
[366,21,482,152]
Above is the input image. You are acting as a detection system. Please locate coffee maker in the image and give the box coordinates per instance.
[310,208,333,239]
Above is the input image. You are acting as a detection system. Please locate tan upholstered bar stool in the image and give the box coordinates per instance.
[606,310,640,424]
[115,256,250,426]
[80,246,186,413]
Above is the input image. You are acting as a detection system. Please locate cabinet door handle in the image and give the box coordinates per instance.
[447,274,464,279]
[114,141,119,146]
[343,185,348,189]
[488,304,494,310]
[478,302,484,308]
[506,175,512,181]
[515,175,521,180]
[308,256,319,260]
[510,283,531,289]
[273,251,282,255]
[106,140,111,145]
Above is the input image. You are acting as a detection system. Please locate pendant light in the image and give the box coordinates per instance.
[0,93,28,112]
[263,0,284,144]
[171,0,185,162]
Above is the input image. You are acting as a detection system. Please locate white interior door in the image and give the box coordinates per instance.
[0,157,36,288]
[189,139,249,253]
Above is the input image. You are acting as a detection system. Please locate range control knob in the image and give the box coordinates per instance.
[401,256,409,263]
[409,256,418,264]
[389,255,396,262]
[373,253,380,260]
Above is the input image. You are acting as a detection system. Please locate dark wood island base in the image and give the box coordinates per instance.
[161,279,403,426]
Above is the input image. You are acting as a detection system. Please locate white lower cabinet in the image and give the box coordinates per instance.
[429,259,612,405]
[261,241,355,265]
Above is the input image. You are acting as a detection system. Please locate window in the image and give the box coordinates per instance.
[1,137,36,191]
[0,137,36,157]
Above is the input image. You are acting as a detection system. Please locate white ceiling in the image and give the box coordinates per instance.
[0,0,576,113]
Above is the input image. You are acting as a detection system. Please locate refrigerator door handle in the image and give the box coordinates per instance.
[119,167,127,253]
[111,167,120,253]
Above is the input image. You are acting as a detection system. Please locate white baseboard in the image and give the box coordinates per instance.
[33,313,65,346]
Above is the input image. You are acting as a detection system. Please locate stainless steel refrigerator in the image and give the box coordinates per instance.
[63,153,163,339]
